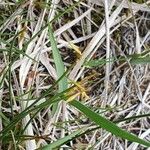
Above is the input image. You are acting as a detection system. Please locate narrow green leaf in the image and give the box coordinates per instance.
[114,113,150,123]
[130,56,150,64]
[84,58,115,68]
[69,100,150,147]
[48,23,68,114]
[38,112,150,149]
[48,24,68,92]
[37,127,88,150]
[84,50,150,68]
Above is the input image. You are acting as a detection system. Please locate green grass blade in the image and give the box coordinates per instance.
[84,58,115,68]
[39,112,150,149]
[38,127,88,150]
[114,113,150,123]
[130,56,150,64]
[48,23,68,114]
[84,50,150,68]
[69,100,150,147]
[48,24,68,92]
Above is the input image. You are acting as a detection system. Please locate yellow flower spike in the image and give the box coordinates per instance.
[66,79,89,103]
[69,79,86,93]
[68,42,82,59]
[66,92,80,103]
[65,71,100,102]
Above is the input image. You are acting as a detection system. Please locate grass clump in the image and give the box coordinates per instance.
[0,0,150,149]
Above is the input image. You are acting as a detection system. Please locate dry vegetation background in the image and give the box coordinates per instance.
[0,0,150,149]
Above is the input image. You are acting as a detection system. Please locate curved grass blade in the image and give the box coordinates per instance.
[37,112,150,149]
[69,100,150,147]
[37,127,88,150]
